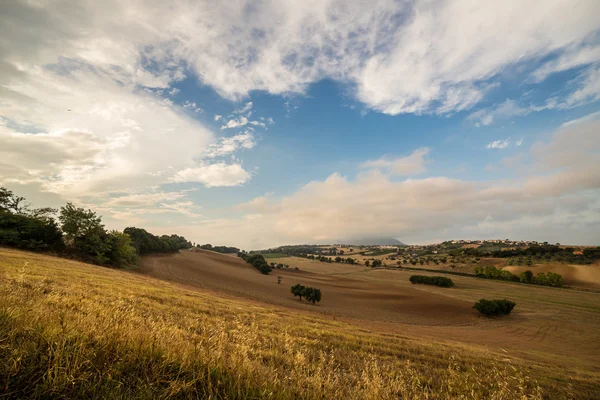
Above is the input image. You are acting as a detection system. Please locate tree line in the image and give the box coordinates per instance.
[474,266,563,287]
[0,187,192,268]
[238,253,273,275]
[197,244,240,254]
[463,244,600,265]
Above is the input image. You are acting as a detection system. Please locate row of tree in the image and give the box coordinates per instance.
[409,275,455,287]
[473,299,516,316]
[238,253,272,275]
[474,266,563,287]
[197,244,240,254]
[0,187,192,268]
[290,284,322,304]
[462,244,600,265]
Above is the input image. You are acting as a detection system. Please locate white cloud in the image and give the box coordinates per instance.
[234,102,253,114]
[205,131,256,158]
[105,191,186,207]
[515,138,524,147]
[221,116,249,130]
[486,138,511,149]
[469,99,532,126]
[171,162,251,187]
[182,101,202,112]
[214,115,222,121]
[209,120,599,248]
[360,148,430,176]
[2,0,594,120]
[562,110,600,127]
[531,44,600,83]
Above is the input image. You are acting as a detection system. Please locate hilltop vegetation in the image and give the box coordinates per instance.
[0,187,192,268]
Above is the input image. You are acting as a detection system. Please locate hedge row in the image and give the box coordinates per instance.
[473,299,516,316]
[409,275,454,287]
[238,253,272,275]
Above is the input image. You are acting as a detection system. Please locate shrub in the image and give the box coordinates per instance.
[291,284,322,304]
[409,275,454,287]
[240,254,272,275]
[473,299,516,316]
[291,284,305,299]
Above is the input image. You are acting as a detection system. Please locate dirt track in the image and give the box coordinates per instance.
[139,249,477,326]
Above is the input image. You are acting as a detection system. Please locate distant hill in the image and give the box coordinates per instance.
[330,237,407,246]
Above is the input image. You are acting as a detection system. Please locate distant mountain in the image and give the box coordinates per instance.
[329,237,407,246]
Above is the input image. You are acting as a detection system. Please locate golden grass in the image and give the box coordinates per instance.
[0,248,576,399]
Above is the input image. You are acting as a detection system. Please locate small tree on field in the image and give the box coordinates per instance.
[291,284,305,300]
[277,276,282,284]
[303,287,322,305]
[365,260,370,267]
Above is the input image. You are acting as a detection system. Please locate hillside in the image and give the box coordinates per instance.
[2,248,600,398]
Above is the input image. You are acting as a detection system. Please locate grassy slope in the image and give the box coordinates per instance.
[0,248,595,399]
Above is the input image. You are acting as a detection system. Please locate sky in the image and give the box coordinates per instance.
[1,0,599,249]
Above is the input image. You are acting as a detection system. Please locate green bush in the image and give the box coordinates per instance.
[409,275,454,287]
[291,284,322,304]
[473,299,516,316]
[240,254,272,275]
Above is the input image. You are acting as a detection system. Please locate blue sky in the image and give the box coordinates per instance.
[1,0,599,248]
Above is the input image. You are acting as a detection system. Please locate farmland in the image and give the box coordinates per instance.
[2,247,600,398]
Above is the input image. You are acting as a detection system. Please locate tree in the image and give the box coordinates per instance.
[106,231,138,267]
[59,203,110,264]
[519,270,534,283]
[303,287,322,305]
[277,276,282,284]
[291,284,306,300]
[365,260,370,267]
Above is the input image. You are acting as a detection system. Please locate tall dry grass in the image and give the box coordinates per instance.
[0,249,551,399]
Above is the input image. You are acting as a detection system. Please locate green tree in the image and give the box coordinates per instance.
[302,287,322,305]
[519,270,534,283]
[106,231,138,267]
[59,203,110,264]
[291,284,306,300]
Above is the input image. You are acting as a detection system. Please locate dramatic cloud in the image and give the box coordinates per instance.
[360,148,430,176]
[3,0,597,121]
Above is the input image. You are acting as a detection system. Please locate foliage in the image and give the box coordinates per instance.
[239,253,272,275]
[291,283,305,299]
[291,284,322,304]
[473,299,516,316]
[124,227,191,255]
[0,187,191,268]
[474,266,563,288]
[198,244,241,253]
[409,275,454,288]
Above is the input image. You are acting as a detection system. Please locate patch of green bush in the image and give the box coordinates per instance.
[238,253,272,275]
[473,299,516,316]
[409,275,454,287]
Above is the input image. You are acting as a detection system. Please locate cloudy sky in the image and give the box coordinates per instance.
[1,0,599,248]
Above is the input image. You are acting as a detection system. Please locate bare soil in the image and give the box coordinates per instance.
[139,250,600,374]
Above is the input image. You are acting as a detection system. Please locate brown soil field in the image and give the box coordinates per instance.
[139,250,600,380]
[504,264,600,289]
[140,250,475,326]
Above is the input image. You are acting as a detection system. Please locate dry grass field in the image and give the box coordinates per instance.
[2,247,600,398]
